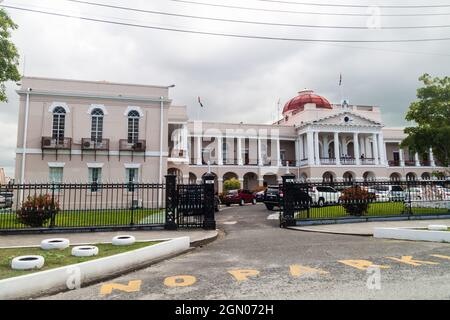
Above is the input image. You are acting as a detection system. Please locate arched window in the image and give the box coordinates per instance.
[127,110,140,143]
[91,108,104,143]
[52,106,66,144]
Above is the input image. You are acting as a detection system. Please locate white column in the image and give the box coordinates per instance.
[341,135,347,156]
[399,148,405,166]
[372,133,379,165]
[294,139,299,167]
[353,132,360,165]
[307,131,314,166]
[314,132,320,165]
[237,137,243,166]
[322,135,329,158]
[429,147,436,167]
[334,132,340,165]
[365,136,372,158]
[415,152,420,166]
[217,135,223,165]
[359,135,365,157]
[378,132,386,166]
[299,134,304,161]
[257,137,263,166]
[276,138,281,167]
[196,136,202,165]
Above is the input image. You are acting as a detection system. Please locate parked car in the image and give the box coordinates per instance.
[264,185,312,211]
[404,187,424,201]
[367,186,390,202]
[223,189,256,206]
[0,193,13,208]
[388,185,405,202]
[254,190,266,202]
[264,186,282,210]
[308,186,341,207]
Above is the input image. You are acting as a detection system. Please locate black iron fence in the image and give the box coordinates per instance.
[0,175,216,233]
[279,175,450,227]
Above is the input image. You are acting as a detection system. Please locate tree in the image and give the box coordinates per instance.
[401,74,450,168]
[223,178,240,193]
[0,8,20,102]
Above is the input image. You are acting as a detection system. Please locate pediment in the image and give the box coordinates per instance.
[310,111,382,127]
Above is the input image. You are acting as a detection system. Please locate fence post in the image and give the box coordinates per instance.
[49,183,56,228]
[281,172,296,228]
[164,174,178,230]
[202,172,216,230]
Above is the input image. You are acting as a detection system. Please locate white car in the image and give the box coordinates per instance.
[367,186,390,202]
[0,194,13,208]
[404,187,424,200]
[309,186,341,207]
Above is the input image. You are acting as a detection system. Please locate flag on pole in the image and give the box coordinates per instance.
[198,96,204,108]
[339,73,342,86]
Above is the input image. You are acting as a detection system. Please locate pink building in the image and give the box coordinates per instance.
[14,78,446,192]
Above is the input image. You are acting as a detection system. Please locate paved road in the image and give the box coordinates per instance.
[45,204,450,300]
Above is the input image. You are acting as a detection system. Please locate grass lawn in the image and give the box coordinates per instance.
[295,202,449,220]
[0,241,159,280]
[0,209,165,230]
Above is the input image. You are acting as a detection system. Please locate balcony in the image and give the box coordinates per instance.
[340,157,356,165]
[320,158,336,165]
[41,137,72,160]
[421,160,431,166]
[361,158,375,165]
[404,160,416,166]
[119,139,146,161]
[81,138,110,160]
[388,160,401,167]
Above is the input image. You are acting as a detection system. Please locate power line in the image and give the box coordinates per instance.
[2,4,450,43]
[170,0,450,16]
[62,0,450,30]
[252,0,450,8]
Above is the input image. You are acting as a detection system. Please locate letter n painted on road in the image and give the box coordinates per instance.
[386,256,439,266]
[338,260,390,271]
[228,269,260,281]
[100,280,142,295]
[289,265,329,277]
[164,275,197,287]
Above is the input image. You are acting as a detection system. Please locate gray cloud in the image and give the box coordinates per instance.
[1,0,449,177]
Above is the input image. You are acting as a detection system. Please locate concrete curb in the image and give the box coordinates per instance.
[374,227,450,242]
[287,227,371,236]
[0,237,190,300]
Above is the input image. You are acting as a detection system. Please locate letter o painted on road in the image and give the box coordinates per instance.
[164,275,197,287]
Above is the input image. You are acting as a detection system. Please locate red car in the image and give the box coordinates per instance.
[223,189,257,206]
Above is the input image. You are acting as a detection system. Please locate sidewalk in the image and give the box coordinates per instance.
[0,229,218,248]
[288,219,450,236]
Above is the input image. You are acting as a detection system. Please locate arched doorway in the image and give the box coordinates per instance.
[168,168,183,184]
[343,171,355,183]
[421,172,431,180]
[322,171,336,183]
[243,172,258,191]
[363,171,376,182]
[223,172,239,191]
[188,172,197,184]
[406,172,417,181]
[390,172,401,181]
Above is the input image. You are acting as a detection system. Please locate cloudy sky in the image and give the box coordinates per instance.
[0,0,449,177]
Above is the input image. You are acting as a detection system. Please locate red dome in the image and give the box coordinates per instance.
[283,89,332,114]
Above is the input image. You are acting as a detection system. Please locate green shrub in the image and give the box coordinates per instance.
[223,178,241,193]
[339,186,375,216]
[16,194,60,227]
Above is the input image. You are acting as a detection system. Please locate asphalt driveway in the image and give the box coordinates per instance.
[44,203,450,300]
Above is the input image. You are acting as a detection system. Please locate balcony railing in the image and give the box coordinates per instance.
[388,160,401,167]
[119,139,146,161]
[81,138,109,151]
[119,139,146,152]
[41,137,72,150]
[340,157,356,165]
[361,158,375,165]
[421,160,431,166]
[404,160,416,166]
[320,158,336,165]
[41,137,72,160]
